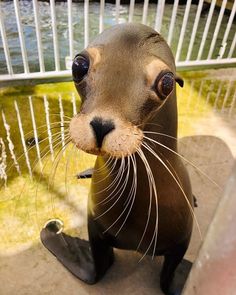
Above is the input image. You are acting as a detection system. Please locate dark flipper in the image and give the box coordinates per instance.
[40,218,113,284]
[160,242,191,295]
[76,168,94,179]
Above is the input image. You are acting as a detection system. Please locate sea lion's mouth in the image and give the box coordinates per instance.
[74,142,142,159]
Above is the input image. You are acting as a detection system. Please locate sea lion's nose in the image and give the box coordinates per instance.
[90,117,115,148]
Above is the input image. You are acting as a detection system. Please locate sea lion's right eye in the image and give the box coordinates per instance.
[72,54,90,83]
[154,71,174,100]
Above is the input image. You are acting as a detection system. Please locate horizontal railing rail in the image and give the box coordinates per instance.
[0,0,236,83]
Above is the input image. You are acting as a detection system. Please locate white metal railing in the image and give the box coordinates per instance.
[0,0,236,82]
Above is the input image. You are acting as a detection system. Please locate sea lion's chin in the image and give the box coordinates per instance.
[69,115,143,158]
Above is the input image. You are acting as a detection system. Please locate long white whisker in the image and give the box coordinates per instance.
[102,156,132,233]
[137,149,159,261]
[114,155,137,237]
[143,133,221,190]
[142,142,202,241]
[136,149,153,252]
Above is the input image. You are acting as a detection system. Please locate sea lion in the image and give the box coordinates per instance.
[41,23,193,295]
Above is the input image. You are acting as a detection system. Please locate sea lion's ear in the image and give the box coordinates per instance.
[175,75,184,88]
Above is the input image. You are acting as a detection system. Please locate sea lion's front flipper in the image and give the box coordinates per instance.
[40,228,97,284]
[76,168,94,179]
[160,241,191,295]
[40,218,114,284]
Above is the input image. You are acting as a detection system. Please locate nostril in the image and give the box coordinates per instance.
[90,117,115,148]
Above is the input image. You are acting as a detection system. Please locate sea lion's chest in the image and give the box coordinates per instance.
[89,156,193,254]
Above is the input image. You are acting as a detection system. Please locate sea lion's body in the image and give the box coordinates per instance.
[41,24,193,295]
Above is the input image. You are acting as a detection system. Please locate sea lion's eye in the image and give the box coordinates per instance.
[155,72,174,100]
[72,54,90,83]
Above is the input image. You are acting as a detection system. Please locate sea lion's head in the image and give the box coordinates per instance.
[69,23,183,158]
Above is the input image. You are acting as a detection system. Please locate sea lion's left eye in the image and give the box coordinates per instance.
[72,54,90,83]
[155,72,174,100]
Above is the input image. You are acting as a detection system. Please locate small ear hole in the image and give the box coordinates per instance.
[175,75,184,88]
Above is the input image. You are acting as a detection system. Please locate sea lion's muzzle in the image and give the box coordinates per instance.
[69,112,143,158]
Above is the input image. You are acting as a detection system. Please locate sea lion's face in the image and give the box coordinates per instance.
[69,24,183,158]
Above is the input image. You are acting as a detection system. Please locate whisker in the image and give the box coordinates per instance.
[135,149,153,253]
[137,148,159,261]
[95,156,112,173]
[0,131,65,192]
[10,134,69,230]
[33,138,71,230]
[95,158,128,220]
[114,155,138,237]
[142,142,202,241]
[102,156,132,233]
[92,158,118,186]
[23,121,70,138]
[143,134,222,190]
[65,144,77,196]
[95,158,126,205]
[50,113,73,120]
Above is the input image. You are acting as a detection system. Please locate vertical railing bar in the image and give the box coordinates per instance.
[71,92,77,116]
[28,96,43,170]
[58,94,65,153]
[0,7,13,75]
[229,88,236,117]
[115,0,120,24]
[175,0,192,62]
[196,0,216,60]
[204,82,213,111]
[207,0,227,60]
[128,0,135,23]
[167,0,179,46]
[50,0,60,71]
[142,0,149,25]
[32,0,45,72]
[227,32,236,58]
[217,1,236,59]
[84,0,89,48]
[1,110,21,175]
[154,0,165,33]
[213,80,223,110]
[195,80,204,111]
[0,137,7,187]
[13,0,29,73]
[186,0,204,61]
[221,80,233,112]
[43,95,54,161]
[186,80,195,111]
[99,0,105,33]
[68,0,74,59]
[14,100,32,178]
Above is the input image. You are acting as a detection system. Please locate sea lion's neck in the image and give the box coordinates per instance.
[144,91,178,152]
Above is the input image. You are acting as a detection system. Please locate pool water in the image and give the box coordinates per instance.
[0,1,235,74]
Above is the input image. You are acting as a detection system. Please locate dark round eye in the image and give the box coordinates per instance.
[156,72,174,100]
[72,54,89,83]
